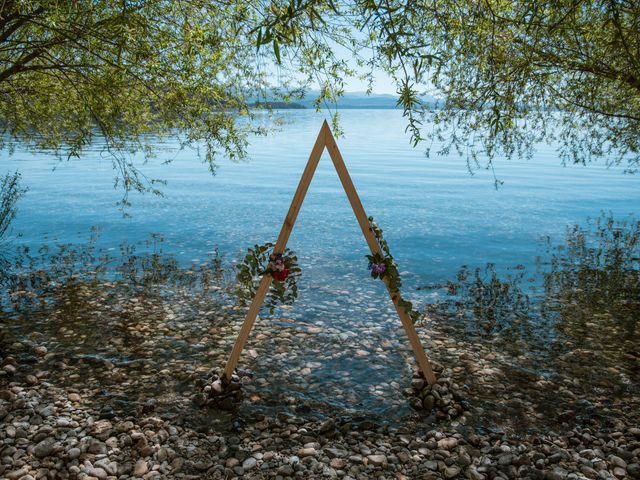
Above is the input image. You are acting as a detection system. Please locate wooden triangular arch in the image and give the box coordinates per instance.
[223,120,437,384]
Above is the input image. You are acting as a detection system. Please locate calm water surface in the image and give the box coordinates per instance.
[5,109,638,278]
[2,109,639,425]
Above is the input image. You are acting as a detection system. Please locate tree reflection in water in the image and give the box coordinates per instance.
[540,215,639,366]
[422,213,639,381]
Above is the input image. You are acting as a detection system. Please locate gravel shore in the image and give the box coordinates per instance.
[2,334,639,479]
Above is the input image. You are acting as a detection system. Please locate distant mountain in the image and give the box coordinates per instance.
[298,91,440,109]
[250,101,306,109]
[248,91,440,109]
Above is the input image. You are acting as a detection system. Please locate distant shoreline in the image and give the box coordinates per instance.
[249,91,438,110]
[249,103,406,110]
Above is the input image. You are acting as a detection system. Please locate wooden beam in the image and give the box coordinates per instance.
[323,126,437,384]
[223,120,437,386]
[223,121,327,380]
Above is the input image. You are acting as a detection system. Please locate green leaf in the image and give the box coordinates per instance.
[273,39,281,64]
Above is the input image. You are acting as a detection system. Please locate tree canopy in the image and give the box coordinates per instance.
[1,0,639,196]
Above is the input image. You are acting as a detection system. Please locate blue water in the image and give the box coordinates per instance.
[3,109,639,420]
[4,109,638,285]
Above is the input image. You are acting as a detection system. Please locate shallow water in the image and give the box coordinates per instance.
[1,109,639,428]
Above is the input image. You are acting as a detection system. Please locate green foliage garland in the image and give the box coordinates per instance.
[235,242,301,314]
[367,217,421,324]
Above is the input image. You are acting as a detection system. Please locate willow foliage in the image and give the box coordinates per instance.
[1,1,639,195]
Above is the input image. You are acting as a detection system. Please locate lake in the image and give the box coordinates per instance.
[2,109,639,426]
[5,109,638,275]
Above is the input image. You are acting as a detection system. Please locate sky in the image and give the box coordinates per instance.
[268,34,399,95]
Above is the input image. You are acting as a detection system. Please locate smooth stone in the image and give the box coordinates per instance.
[5,468,29,480]
[445,466,461,479]
[134,460,149,476]
[34,346,47,356]
[68,448,81,460]
[33,439,55,458]
[367,454,387,466]
[627,464,640,478]
[83,467,108,480]
[422,396,435,411]
[437,438,458,450]
[298,447,316,457]
[609,456,627,469]
[242,457,257,470]
[325,448,348,458]
[319,419,335,433]
[225,458,239,468]
[277,465,294,475]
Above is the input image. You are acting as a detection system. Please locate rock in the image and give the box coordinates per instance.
[5,468,29,480]
[211,379,223,394]
[298,447,316,457]
[278,464,294,476]
[437,437,458,450]
[68,393,81,402]
[422,395,435,411]
[242,457,257,470]
[34,345,47,356]
[95,459,118,476]
[68,447,81,460]
[613,467,627,479]
[319,418,335,433]
[33,439,55,458]
[445,466,461,478]
[330,458,347,469]
[88,440,107,454]
[134,459,149,476]
[627,464,640,479]
[92,419,113,436]
[498,454,514,466]
[193,459,213,471]
[609,455,627,469]
[225,458,239,468]
[367,454,387,466]
[0,389,15,400]
[83,467,108,480]
[325,448,348,458]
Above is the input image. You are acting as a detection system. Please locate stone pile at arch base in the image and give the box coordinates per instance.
[198,121,466,419]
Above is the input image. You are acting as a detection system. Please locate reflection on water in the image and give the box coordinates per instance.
[1,213,639,431]
[422,213,640,384]
[541,215,639,366]
[1,228,229,310]
[422,263,533,337]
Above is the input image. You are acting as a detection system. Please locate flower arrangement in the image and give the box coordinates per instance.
[267,252,290,282]
[235,242,300,313]
[366,216,421,324]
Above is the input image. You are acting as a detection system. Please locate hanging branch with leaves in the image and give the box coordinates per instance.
[366,216,421,324]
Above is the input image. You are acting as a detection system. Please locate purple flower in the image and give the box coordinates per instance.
[371,263,386,275]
